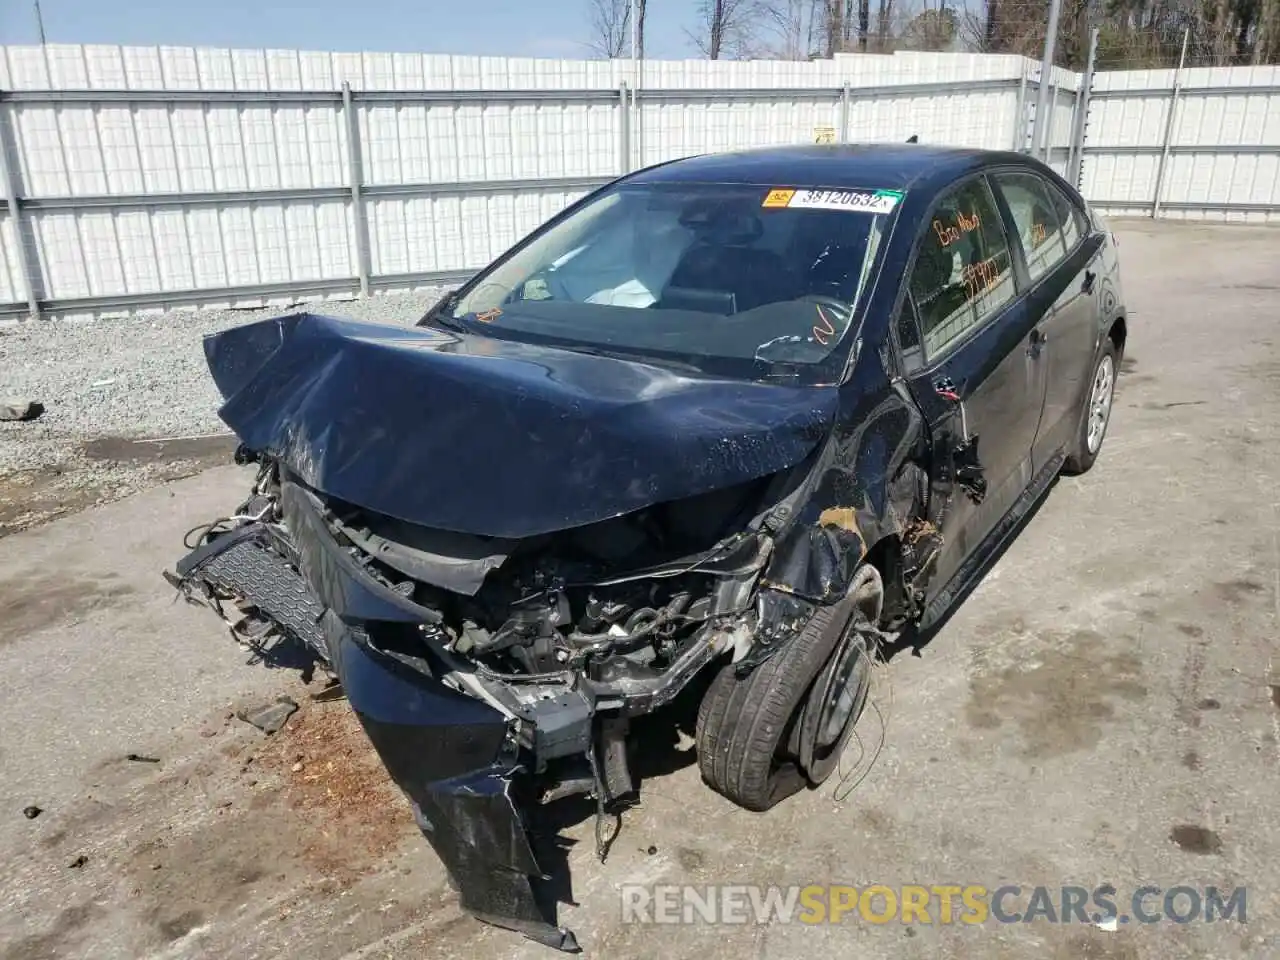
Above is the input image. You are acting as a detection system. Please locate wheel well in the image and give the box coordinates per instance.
[1109,315,1127,358]
[862,534,904,626]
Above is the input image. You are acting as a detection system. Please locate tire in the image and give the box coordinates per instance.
[1064,337,1118,475]
[695,567,881,812]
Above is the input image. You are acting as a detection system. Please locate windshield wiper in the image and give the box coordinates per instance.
[416,291,461,329]
[430,312,471,334]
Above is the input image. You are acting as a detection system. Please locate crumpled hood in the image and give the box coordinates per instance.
[205,313,838,539]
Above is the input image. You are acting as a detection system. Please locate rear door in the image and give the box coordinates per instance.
[990,170,1106,468]
[894,174,1045,605]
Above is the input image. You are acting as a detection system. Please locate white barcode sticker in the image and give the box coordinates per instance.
[762,188,903,214]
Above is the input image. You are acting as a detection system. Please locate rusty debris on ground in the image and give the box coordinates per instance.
[252,701,411,883]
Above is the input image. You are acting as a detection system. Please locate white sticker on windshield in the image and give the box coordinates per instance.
[763,188,902,214]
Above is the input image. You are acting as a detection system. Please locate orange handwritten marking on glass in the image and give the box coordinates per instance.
[962,256,1002,298]
[476,308,503,323]
[932,210,982,247]
[812,304,836,345]
[1031,223,1047,246]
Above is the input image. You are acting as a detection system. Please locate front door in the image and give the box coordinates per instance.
[896,175,1047,606]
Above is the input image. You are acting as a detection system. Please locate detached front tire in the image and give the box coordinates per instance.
[696,566,881,812]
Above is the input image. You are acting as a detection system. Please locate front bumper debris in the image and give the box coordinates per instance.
[172,520,580,952]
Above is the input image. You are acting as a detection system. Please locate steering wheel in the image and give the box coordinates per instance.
[509,267,574,304]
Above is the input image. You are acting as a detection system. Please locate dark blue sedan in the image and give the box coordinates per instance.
[173,142,1127,952]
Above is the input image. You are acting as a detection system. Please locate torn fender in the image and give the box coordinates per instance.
[762,379,928,604]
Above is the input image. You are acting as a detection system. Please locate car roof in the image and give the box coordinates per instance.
[628,143,1031,192]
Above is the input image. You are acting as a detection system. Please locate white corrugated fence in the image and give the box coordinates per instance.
[0,45,1275,320]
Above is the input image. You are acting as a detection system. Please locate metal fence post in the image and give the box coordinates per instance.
[342,81,372,297]
[1067,27,1098,187]
[1152,29,1190,219]
[1012,61,1029,151]
[618,82,631,174]
[1032,0,1063,159]
[1066,84,1082,177]
[0,100,43,319]
[839,82,851,143]
[1045,74,1058,162]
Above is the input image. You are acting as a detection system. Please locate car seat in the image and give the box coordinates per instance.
[658,242,801,313]
[911,232,967,330]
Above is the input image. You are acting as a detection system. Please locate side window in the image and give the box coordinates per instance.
[911,177,1016,360]
[895,293,921,354]
[993,172,1083,283]
[1047,182,1085,252]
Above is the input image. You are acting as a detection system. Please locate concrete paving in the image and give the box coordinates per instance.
[1,220,1278,960]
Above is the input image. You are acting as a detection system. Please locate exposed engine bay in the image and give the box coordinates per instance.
[176,450,786,814]
[341,471,771,681]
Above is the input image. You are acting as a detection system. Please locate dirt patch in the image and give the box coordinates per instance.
[0,465,110,538]
[123,811,296,949]
[965,631,1147,758]
[253,700,412,884]
[0,901,108,960]
[80,434,237,467]
[1175,631,1210,730]
[0,435,239,540]
[1214,578,1266,603]
[7,698,421,956]
[1169,824,1222,855]
[0,571,137,646]
[1050,931,1141,960]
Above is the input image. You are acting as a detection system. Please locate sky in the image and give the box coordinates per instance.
[1,0,705,60]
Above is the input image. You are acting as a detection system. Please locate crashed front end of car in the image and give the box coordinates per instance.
[170,311,859,950]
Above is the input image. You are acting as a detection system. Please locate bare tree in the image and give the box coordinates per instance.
[758,0,826,58]
[690,0,776,57]
[955,0,1279,68]
[586,0,647,59]
[876,0,895,49]
[587,0,631,57]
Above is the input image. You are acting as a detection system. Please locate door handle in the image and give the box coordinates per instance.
[932,376,961,401]
[1082,270,1097,294]
[932,376,969,438]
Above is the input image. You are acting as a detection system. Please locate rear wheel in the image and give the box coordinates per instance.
[696,566,881,811]
[1064,338,1118,475]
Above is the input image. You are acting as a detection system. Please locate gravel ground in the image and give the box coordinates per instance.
[0,288,448,534]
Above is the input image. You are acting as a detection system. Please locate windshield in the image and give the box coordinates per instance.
[444,181,902,380]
